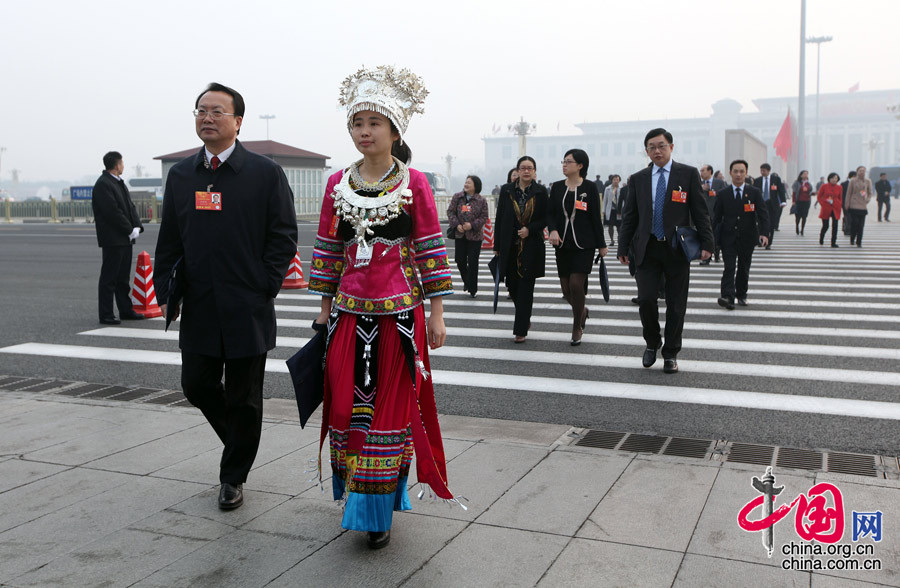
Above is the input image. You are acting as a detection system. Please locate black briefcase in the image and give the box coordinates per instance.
[285,322,327,428]
[672,226,702,261]
[164,257,185,332]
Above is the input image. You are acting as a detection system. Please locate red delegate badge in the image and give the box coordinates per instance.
[671,190,687,203]
[708,190,716,197]
[327,213,340,237]
[195,191,222,211]
[574,199,588,211]
[744,203,755,212]
[461,204,472,213]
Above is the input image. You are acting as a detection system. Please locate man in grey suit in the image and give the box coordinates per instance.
[699,164,727,265]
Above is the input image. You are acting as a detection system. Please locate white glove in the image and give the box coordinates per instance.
[129,227,140,240]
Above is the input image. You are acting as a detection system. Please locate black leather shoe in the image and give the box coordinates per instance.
[631,297,639,305]
[737,298,748,306]
[717,297,735,310]
[765,245,771,250]
[642,344,660,368]
[663,358,679,374]
[99,317,121,325]
[218,483,243,510]
[831,243,839,248]
[367,530,391,549]
[120,312,145,320]
[699,259,710,266]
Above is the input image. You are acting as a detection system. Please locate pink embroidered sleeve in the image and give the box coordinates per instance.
[308,172,345,297]
[409,170,453,298]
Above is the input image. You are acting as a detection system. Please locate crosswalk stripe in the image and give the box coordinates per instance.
[281,292,900,310]
[72,327,900,387]
[266,304,900,339]
[2,343,899,421]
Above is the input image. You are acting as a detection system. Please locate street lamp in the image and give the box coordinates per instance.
[864,138,883,168]
[259,114,276,140]
[508,117,536,158]
[806,34,832,170]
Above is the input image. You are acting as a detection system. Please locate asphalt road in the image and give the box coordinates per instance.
[1,218,899,457]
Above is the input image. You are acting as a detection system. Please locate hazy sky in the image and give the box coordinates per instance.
[1,0,898,185]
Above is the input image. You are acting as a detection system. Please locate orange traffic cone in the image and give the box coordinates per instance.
[130,250,163,318]
[481,217,494,250]
[282,252,309,289]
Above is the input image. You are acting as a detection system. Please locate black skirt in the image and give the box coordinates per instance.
[605,209,618,226]
[555,245,595,277]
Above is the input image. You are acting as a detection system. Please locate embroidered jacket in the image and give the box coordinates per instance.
[309,167,453,314]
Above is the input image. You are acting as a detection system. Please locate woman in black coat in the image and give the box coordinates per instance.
[547,149,607,345]
[493,156,549,343]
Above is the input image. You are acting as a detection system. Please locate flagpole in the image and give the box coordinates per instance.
[798,0,807,172]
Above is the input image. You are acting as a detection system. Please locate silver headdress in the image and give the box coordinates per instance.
[339,65,428,139]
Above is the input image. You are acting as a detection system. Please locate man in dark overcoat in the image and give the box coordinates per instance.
[91,151,144,324]
[154,83,298,510]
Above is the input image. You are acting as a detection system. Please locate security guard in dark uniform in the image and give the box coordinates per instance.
[714,159,770,310]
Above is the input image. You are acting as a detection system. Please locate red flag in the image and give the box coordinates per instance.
[773,108,795,163]
[848,82,860,93]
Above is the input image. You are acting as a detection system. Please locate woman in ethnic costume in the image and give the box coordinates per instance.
[307,66,456,550]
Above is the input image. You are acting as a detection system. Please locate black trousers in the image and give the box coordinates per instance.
[720,244,754,301]
[635,239,690,359]
[454,238,482,294]
[98,245,133,319]
[820,215,838,245]
[506,266,536,337]
[849,209,867,245]
[182,351,267,485]
[878,198,891,221]
[765,199,780,245]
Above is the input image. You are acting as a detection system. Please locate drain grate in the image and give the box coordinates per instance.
[144,392,187,405]
[619,434,667,454]
[3,378,50,391]
[0,376,28,388]
[828,452,878,477]
[727,443,775,466]
[108,388,160,401]
[664,438,712,459]
[82,386,129,399]
[20,380,74,393]
[575,430,626,449]
[57,383,109,397]
[777,447,823,471]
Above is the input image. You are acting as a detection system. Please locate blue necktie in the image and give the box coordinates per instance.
[653,168,666,239]
[762,178,769,202]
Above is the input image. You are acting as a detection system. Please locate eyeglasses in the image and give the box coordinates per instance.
[193,109,236,120]
[560,160,577,165]
[518,166,535,172]
[646,143,670,153]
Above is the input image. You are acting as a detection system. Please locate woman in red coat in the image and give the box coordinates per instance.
[817,172,843,248]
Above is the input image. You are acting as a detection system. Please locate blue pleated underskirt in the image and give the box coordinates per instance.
[333,475,412,532]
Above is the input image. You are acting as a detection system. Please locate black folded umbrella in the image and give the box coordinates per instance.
[164,256,185,332]
[598,257,610,303]
[487,255,500,313]
[285,322,327,428]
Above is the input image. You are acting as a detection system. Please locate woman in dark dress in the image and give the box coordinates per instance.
[547,149,607,345]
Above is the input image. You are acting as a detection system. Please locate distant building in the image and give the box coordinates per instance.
[155,140,330,216]
[484,89,900,183]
